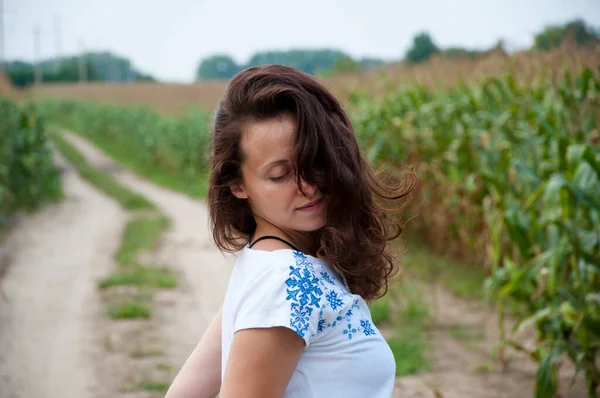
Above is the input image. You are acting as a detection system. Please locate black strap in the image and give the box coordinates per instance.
[249,235,299,251]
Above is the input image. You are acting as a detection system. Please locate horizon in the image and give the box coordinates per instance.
[4,0,600,83]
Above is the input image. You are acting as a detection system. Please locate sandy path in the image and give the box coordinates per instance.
[0,153,128,398]
[60,131,234,380]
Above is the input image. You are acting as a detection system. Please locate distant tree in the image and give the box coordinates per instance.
[442,47,482,59]
[193,49,387,82]
[3,61,34,87]
[196,55,240,80]
[534,19,600,51]
[78,52,154,82]
[357,57,384,69]
[195,49,368,81]
[405,32,440,64]
[4,59,100,87]
[135,73,156,82]
[244,49,349,75]
[330,55,360,73]
[4,52,154,87]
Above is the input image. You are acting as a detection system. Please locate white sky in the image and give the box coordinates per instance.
[3,0,600,82]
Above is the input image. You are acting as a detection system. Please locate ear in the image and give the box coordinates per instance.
[230,181,248,200]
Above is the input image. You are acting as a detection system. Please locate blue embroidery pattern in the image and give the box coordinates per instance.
[290,302,314,336]
[344,309,353,321]
[318,318,328,332]
[286,266,323,307]
[326,291,344,311]
[321,270,335,284]
[284,252,378,341]
[343,323,358,340]
[361,319,377,336]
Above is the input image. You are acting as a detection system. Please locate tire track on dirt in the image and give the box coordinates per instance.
[0,152,128,398]
[60,131,234,384]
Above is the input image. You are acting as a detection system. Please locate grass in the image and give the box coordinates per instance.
[369,295,392,325]
[399,239,488,299]
[99,265,177,289]
[130,348,165,358]
[107,297,151,319]
[155,363,173,372]
[388,335,431,376]
[448,324,485,342]
[120,381,171,393]
[377,277,433,376]
[50,130,156,211]
[75,130,208,199]
[472,362,492,373]
[100,212,177,293]
[115,215,170,266]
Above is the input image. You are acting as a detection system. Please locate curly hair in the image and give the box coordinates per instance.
[207,64,416,301]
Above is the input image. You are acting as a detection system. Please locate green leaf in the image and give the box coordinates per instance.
[535,345,563,398]
[514,307,552,335]
[567,144,600,175]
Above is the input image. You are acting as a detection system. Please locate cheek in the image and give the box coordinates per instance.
[265,184,297,209]
[251,182,297,213]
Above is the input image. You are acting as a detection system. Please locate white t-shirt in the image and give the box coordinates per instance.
[221,245,396,397]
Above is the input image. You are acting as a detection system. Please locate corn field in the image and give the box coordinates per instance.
[40,101,211,196]
[350,67,600,397]
[39,67,600,397]
[0,97,62,226]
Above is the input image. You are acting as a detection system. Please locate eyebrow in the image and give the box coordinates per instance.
[260,158,290,171]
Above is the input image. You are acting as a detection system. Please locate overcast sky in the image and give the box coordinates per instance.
[4,0,600,82]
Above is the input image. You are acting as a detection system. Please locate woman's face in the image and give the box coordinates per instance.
[230,112,326,233]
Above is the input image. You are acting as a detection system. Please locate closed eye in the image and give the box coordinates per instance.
[270,172,290,182]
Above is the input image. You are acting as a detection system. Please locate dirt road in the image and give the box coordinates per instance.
[0,153,128,398]
[0,132,234,398]
[61,131,234,375]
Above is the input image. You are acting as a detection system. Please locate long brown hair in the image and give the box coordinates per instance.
[208,64,416,301]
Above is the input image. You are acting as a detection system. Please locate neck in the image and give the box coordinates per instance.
[252,218,318,257]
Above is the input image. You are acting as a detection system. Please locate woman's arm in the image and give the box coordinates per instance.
[165,307,223,398]
[219,326,305,398]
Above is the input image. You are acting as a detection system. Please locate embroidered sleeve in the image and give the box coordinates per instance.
[233,251,325,346]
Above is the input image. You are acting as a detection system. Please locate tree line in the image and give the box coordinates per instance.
[195,18,599,80]
[2,18,598,87]
[3,52,155,88]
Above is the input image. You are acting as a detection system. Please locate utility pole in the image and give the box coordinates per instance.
[54,15,61,72]
[0,0,5,74]
[78,39,87,83]
[34,26,42,85]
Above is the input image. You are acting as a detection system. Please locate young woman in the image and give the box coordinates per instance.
[165,64,416,398]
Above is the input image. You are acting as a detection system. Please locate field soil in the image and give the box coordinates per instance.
[0,131,593,398]
[394,285,591,398]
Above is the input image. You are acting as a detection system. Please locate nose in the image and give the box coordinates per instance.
[297,179,317,197]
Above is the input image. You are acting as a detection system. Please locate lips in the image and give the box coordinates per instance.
[297,197,323,210]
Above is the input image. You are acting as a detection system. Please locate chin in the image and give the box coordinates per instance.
[295,219,326,232]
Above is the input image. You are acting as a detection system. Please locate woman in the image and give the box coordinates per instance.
[165,64,416,398]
